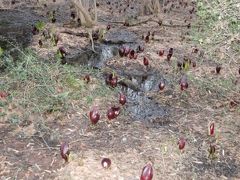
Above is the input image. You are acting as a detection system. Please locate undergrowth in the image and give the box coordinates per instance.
[0,47,115,121]
[189,0,240,100]
[193,0,240,64]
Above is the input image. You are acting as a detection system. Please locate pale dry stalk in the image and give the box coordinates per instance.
[143,0,162,15]
[71,0,97,51]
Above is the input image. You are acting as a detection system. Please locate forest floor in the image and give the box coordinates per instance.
[0,0,240,179]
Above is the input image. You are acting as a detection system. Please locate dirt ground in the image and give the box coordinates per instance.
[0,0,240,179]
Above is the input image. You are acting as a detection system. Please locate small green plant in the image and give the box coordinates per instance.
[0,47,4,56]
[50,33,58,46]
[35,21,45,31]
[8,114,21,125]
[0,47,4,67]
[86,95,93,104]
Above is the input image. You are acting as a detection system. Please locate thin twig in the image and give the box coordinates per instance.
[99,17,201,28]
[60,30,88,37]
[41,135,52,151]
[20,147,59,152]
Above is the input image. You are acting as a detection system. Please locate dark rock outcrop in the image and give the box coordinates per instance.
[0,9,41,49]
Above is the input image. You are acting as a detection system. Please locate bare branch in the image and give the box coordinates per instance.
[71,0,97,28]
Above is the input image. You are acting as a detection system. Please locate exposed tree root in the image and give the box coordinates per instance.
[99,17,199,28]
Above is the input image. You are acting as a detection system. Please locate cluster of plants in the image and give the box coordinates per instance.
[0,0,115,119]
[56,37,225,180]
[1,49,112,117]
[187,0,240,105]
[193,0,240,65]
[59,120,218,179]
[43,1,239,178]
[0,49,68,113]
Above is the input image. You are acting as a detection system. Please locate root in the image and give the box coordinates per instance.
[87,29,95,52]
